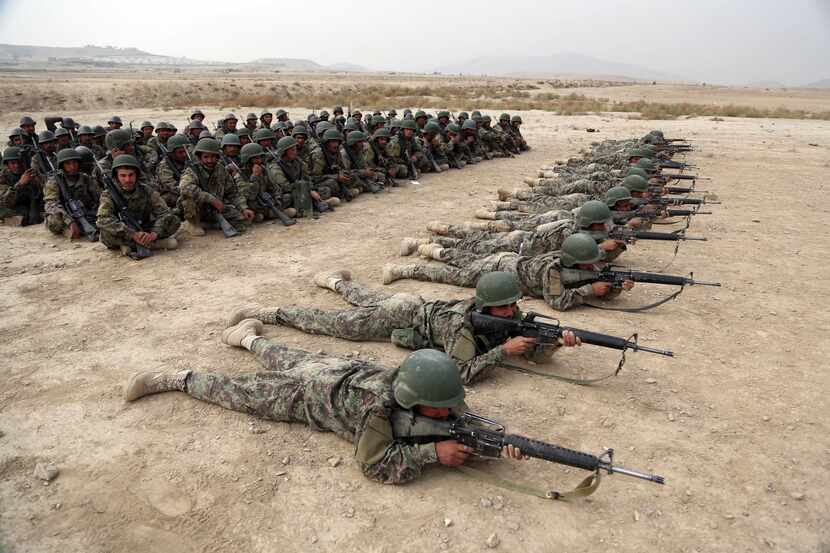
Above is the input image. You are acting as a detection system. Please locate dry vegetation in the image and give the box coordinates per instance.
[2,71,829,122]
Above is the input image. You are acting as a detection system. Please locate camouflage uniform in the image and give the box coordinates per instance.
[309,147,354,199]
[178,162,249,232]
[155,156,187,208]
[365,138,397,176]
[98,152,157,189]
[386,135,424,177]
[388,250,608,312]
[184,339,439,483]
[42,172,100,235]
[502,192,590,215]
[31,151,57,182]
[246,280,511,384]
[0,166,43,225]
[426,218,577,258]
[268,156,328,216]
[234,166,283,221]
[96,183,180,249]
[342,144,384,192]
[524,174,615,199]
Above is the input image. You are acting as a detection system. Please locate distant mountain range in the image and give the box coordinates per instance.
[433,52,677,82]
[0,43,368,72]
[805,78,830,89]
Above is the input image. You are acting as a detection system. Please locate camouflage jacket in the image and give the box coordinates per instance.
[179,162,248,211]
[43,172,100,220]
[309,146,345,177]
[156,156,187,196]
[386,135,423,164]
[234,166,282,209]
[96,183,173,238]
[0,168,22,208]
[266,157,307,192]
[365,140,395,171]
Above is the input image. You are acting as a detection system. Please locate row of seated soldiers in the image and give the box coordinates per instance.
[0,108,530,255]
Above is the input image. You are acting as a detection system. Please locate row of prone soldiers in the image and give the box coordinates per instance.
[0,108,530,257]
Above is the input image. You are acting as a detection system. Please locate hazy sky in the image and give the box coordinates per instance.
[1,0,828,85]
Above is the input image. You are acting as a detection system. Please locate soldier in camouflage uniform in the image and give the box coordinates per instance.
[443,123,469,168]
[214,113,239,141]
[341,131,384,193]
[268,136,332,217]
[478,116,508,158]
[30,131,58,182]
[139,121,154,145]
[400,200,626,263]
[387,119,425,177]
[177,138,254,236]
[155,135,189,208]
[366,128,400,181]
[510,115,529,151]
[310,129,359,201]
[97,129,158,187]
[0,147,43,226]
[243,113,259,134]
[43,148,100,238]
[146,122,176,154]
[234,143,295,222]
[237,127,253,146]
[227,270,578,384]
[107,116,124,131]
[54,128,73,153]
[125,344,529,484]
[96,155,180,254]
[460,119,486,162]
[383,233,634,312]
[186,120,207,148]
[421,122,450,172]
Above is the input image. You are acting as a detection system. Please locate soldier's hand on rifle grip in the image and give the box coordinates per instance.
[599,239,619,252]
[621,280,635,291]
[502,444,530,461]
[592,282,612,296]
[503,336,537,356]
[560,330,581,347]
[626,217,643,229]
[18,169,35,187]
[436,441,473,466]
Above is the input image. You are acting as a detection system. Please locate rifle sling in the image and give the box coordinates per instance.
[583,287,684,313]
[455,464,601,501]
[497,360,623,386]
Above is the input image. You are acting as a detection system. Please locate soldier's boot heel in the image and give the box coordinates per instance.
[222,319,264,348]
[313,270,352,291]
[124,370,191,402]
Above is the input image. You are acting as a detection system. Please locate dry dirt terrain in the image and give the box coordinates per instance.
[1,79,829,553]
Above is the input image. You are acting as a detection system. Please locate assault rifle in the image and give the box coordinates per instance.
[183,148,239,238]
[392,410,665,494]
[649,185,707,195]
[219,151,241,175]
[560,266,721,289]
[470,311,673,357]
[24,136,46,224]
[658,173,711,182]
[659,160,696,170]
[93,158,152,259]
[649,196,720,207]
[55,172,98,241]
[256,190,296,226]
[369,141,398,187]
[422,139,442,173]
[610,227,706,243]
[344,145,382,193]
[405,141,419,180]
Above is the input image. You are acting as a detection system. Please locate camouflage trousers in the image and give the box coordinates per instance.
[506,193,589,214]
[99,213,181,250]
[494,209,574,231]
[530,178,613,198]
[179,196,247,233]
[253,280,424,342]
[393,251,520,288]
[427,230,529,256]
[45,212,73,235]
[185,340,372,440]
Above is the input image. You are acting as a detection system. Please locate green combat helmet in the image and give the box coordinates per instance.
[636,158,657,172]
[198,131,213,140]
[627,148,644,159]
[399,119,418,131]
[38,130,56,143]
[446,123,461,134]
[471,110,482,119]
[166,135,189,151]
[3,147,22,161]
[511,115,522,124]
[372,128,391,140]
[475,271,522,310]
[499,113,510,122]
[605,186,633,209]
[322,129,343,143]
[74,146,94,164]
[239,143,264,165]
[77,125,94,136]
[275,136,298,156]
[461,119,478,131]
[221,134,241,147]
[621,175,649,193]
[640,144,658,157]
[237,127,252,138]
[457,111,469,121]
[392,349,465,409]
[346,130,366,147]
[560,233,603,267]
[111,154,140,175]
[105,129,132,150]
[626,167,649,179]
[140,121,154,130]
[291,125,308,137]
[253,128,276,143]
[423,121,442,135]
[56,148,82,168]
[578,200,613,240]
[194,138,221,155]
[437,111,450,119]
[316,121,335,135]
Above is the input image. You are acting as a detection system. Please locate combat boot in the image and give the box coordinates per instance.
[399,237,430,256]
[222,319,264,347]
[463,220,513,233]
[124,370,191,402]
[178,220,206,237]
[523,177,540,187]
[150,237,178,250]
[284,208,297,218]
[313,270,352,291]
[426,221,450,235]
[226,305,260,327]
[382,263,417,285]
[513,189,532,200]
[325,197,341,209]
[417,243,445,261]
[474,209,497,220]
[489,201,515,211]
[497,189,513,201]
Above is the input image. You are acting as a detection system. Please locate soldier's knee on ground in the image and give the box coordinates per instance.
[99,229,126,250]
[45,214,67,235]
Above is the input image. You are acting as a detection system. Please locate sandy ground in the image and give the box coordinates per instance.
[1,97,829,553]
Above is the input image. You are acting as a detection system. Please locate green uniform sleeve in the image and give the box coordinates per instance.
[221,168,247,211]
[95,190,127,237]
[149,189,174,235]
[179,166,213,204]
[356,413,439,484]
[43,176,64,217]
